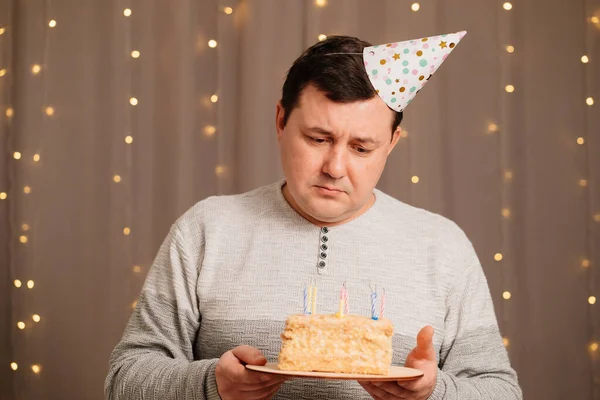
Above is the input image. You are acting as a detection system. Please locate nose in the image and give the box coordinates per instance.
[322,146,347,180]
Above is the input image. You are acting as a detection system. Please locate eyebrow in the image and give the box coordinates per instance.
[306,126,380,145]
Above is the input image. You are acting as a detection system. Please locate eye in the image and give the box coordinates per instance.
[355,147,372,154]
[311,137,326,144]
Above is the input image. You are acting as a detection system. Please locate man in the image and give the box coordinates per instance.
[105,33,523,400]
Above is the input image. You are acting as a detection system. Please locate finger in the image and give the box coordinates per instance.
[414,326,436,360]
[238,376,289,392]
[232,345,268,365]
[256,382,286,400]
[220,351,271,385]
[358,381,386,399]
[243,381,285,400]
[358,381,407,399]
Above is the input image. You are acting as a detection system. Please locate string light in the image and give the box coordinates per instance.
[204,125,216,137]
[318,34,327,41]
[494,253,503,261]
[315,0,327,7]
[488,123,499,133]
[223,6,233,14]
[411,3,420,12]
[503,2,513,10]
[123,8,132,17]
[582,259,591,268]
[581,55,590,64]
[503,337,510,347]
[6,107,14,118]
[589,296,596,305]
[591,342,599,352]
[24,186,32,194]
[14,280,22,288]
[32,64,42,74]
[45,106,54,116]
[577,137,585,145]
[32,314,41,322]
[113,175,122,183]
[19,236,28,244]
[31,365,41,374]
[505,85,515,93]
[22,224,29,231]
[27,280,34,289]
[586,97,594,106]
[503,291,512,300]
[0,27,5,35]
[131,300,138,309]
[591,16,600,24]
[17,322,25,330]
[501,208,511,218]
[131,50,140,59]
[215,165,226,176]
[0,192,7,200]
[33,154,40,162]
[411,176,419,184]
[48,20,56,28]
[0,68,7,77]
[210,94,219,103]
[10,363,18,371]
[133,265,142,273]
[504,170,514,182]
[208,39,218,48]
[13,151,21,160]
[594,213,600,222]
[129,97,138,106]
[580,179,589,187]
[123,227,131,236]
[506,45,515,53]
[125,135,133,144]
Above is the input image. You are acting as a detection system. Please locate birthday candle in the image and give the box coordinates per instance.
[307,284,313,314]
[311,285,317,314]
[338,290,344,317]
[371,290,378,320]
[380,288,385,319]
[303,285,308,314]
[343,283,349,315]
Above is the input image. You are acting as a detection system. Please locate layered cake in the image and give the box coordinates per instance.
[278,313,393,375]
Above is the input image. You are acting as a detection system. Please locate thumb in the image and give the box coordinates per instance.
[231,345,267,366]
[413,325,436,361]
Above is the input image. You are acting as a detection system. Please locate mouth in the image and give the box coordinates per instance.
[315,185,344,195]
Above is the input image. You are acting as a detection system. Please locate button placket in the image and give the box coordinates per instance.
[317,226,329,274]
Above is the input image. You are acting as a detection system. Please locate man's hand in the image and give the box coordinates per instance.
[215,345,288,400]
[359,326,438,400]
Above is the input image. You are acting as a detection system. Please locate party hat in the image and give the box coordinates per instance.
[363,31,467,112]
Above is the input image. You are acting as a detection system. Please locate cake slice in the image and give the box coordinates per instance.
[278,314,393,375]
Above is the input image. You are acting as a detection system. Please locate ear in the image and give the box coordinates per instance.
[275,101,285,142]
[387,127,402,155]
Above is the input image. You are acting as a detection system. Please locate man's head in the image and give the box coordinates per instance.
[276,35,403,226]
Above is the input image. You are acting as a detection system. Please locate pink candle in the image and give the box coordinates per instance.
[380,288,385,319]
[343,284,349,315]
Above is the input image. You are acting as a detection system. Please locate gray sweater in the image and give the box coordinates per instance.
[104,180,522,399]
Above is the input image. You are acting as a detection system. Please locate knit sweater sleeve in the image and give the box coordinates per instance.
[104,220,221,400]
[428,255,523,400]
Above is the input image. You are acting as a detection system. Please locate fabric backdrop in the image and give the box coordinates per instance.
[1,0,599,399]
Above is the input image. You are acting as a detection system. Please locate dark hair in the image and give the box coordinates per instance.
[280,35,403,137]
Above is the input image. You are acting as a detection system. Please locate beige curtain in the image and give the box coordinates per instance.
[1,0,599,399]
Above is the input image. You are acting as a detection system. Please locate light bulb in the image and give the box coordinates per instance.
[125,135,133,144]
[32,64,42,74]
[27,280,34,289]
[503,291,511,300]
[223,6,233,14]
[501,208,511,218]
[577,137,585,145]
[10,362,18,371]
[123,227,131,235]
[0,192,7,200]
[0,27,5,35]
[0,68,7,77]
[19,235,28,244]
[506,45,515,53]
[411,3,420,11]
[22,224,29,231]
[32,314,41,322]
[131,50,140,59]
[133,265,142,273]
[123,8,132,17]
[503,337,509,347]
[23,186,31,194]
[210,94,219,103]
[411,176,420,184]
[589,296,597,305]
[45,106,54,116]
[400,130,409,138]
[582,259,591,268]
[14,279,22,288]
[33,154,41,162]
[586,97,594,106]
[31,365,41,374]
[6,108,14,117]
[48,20,57,28]
[315,0,327,7]
[488,123,499,133]
[204,125,216,136]
[113,175,121,183]
[17,321,25,329]
[132,300,138,309]
[13,151,21,160]
[318,34,327,41]
[503,2,512,10]
[581,55,589,64]
[504,170,514,182]
[590,342,599,352]
[594,213,600,222]
[505,85,515,93]
[130,97,138,106]
[208,40,218,48]
[579,179,588,187]
[592,16,600,24]
[494,253,503,261]
[215,165,226,176]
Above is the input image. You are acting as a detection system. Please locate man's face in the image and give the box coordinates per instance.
[276,84,401,225]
